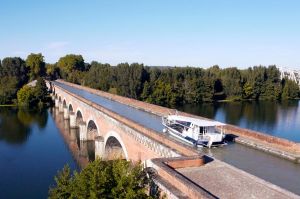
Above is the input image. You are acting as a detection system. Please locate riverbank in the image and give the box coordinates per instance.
[56,79,300,163]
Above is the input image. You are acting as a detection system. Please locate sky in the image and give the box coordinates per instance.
[0,0,300,69]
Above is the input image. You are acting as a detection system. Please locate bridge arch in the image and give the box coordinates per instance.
[63,99,67,108]
[68,104,74,112]
[104,131,128,160]
[58,96,62,103]
[76,110,84,126]
[55,93,58,99]
[87,119,98,133]
[87,120,99,140]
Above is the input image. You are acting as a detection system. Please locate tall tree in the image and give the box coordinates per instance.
[57,54,85,74]
[0,57,28,87]
[49,159,155,199]
[282,79,300,99]
[26,53,46,80]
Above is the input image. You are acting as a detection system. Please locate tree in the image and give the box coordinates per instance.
[49,159,155,199]
[17,85,36,107]
[57,54,85,75]
[84,62,112,91]
[0,76,18,104]
[46,63,60,80]
[243,82,254,99]
[282,79,300,100]
[26,53,46,80]
[114,63,148,99]
[0,57,28,87]
[17,78,49,107]
[35,77,48,102]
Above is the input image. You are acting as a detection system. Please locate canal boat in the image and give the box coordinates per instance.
[162,114,226,148]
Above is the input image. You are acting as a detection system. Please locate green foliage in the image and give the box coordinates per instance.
[17,78,49,107]
[48,159,154,199]
[26,53,46,80]
[114,63,148,99]
[242,82,254,99]
[0,57,28,87]
[17,85,37,107]
[0,57,29,104]
[46,63,60,80]
[84,62,112,91]
[282,79,300,100]
[0,76,18,104]
[35,77,48,101]
[57,54,85,79]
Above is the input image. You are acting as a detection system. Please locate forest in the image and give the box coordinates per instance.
[1,53,299,107]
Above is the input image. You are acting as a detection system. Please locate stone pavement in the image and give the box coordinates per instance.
[177,159,300,199]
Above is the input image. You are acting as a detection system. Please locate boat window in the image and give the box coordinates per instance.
[176,120,191,127]
[200,127,204,135]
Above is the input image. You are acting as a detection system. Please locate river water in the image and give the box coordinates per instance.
[178,101,300,142]
[0,107,78,199]
[1,82,300,198]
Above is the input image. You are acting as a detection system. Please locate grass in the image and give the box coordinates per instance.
[0,104,17,107]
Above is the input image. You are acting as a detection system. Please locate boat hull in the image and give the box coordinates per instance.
[163,125,225,148]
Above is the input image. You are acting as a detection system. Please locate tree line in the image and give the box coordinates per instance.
[0,53,50,106]
[1,53,299,107]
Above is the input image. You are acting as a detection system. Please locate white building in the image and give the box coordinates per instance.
[279,67,300,86]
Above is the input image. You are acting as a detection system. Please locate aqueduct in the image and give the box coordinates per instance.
[52,83,183,163]
[48,81,299,199]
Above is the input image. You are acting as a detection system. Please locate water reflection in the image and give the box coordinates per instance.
[50,107,93,168]
[178,100,300,142]
[0,107,78,199]
[0,107,48,144]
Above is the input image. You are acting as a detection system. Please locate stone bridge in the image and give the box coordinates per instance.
[50,82,196,164]
[47,81,299,199]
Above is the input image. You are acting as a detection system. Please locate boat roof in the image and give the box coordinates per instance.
[167,115,225,127]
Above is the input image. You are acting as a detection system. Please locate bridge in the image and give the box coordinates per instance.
[48,80,300,199]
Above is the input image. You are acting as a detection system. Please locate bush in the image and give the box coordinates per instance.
[17,85,36,106]
[17,78,49,107]
[48,159,155,199]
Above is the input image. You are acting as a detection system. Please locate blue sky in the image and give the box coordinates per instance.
[0,0,300,68]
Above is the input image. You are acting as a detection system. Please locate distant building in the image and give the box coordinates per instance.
[279,67,300,86]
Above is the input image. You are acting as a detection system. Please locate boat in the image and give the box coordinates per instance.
[162,114,226,148]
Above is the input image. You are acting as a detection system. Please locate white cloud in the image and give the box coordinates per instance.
[46,41,69,50]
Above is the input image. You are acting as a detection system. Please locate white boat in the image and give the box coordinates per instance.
[162,114,226,148]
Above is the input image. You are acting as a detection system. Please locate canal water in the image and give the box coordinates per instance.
[178,101,300,142]
[0,107,78,199]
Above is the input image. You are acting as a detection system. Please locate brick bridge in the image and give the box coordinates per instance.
[48,81,299,199]
[51,82,198,162]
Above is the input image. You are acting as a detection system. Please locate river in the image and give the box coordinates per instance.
[0,107,78,199]
[178,100,300,142]
[1,98,300,197]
